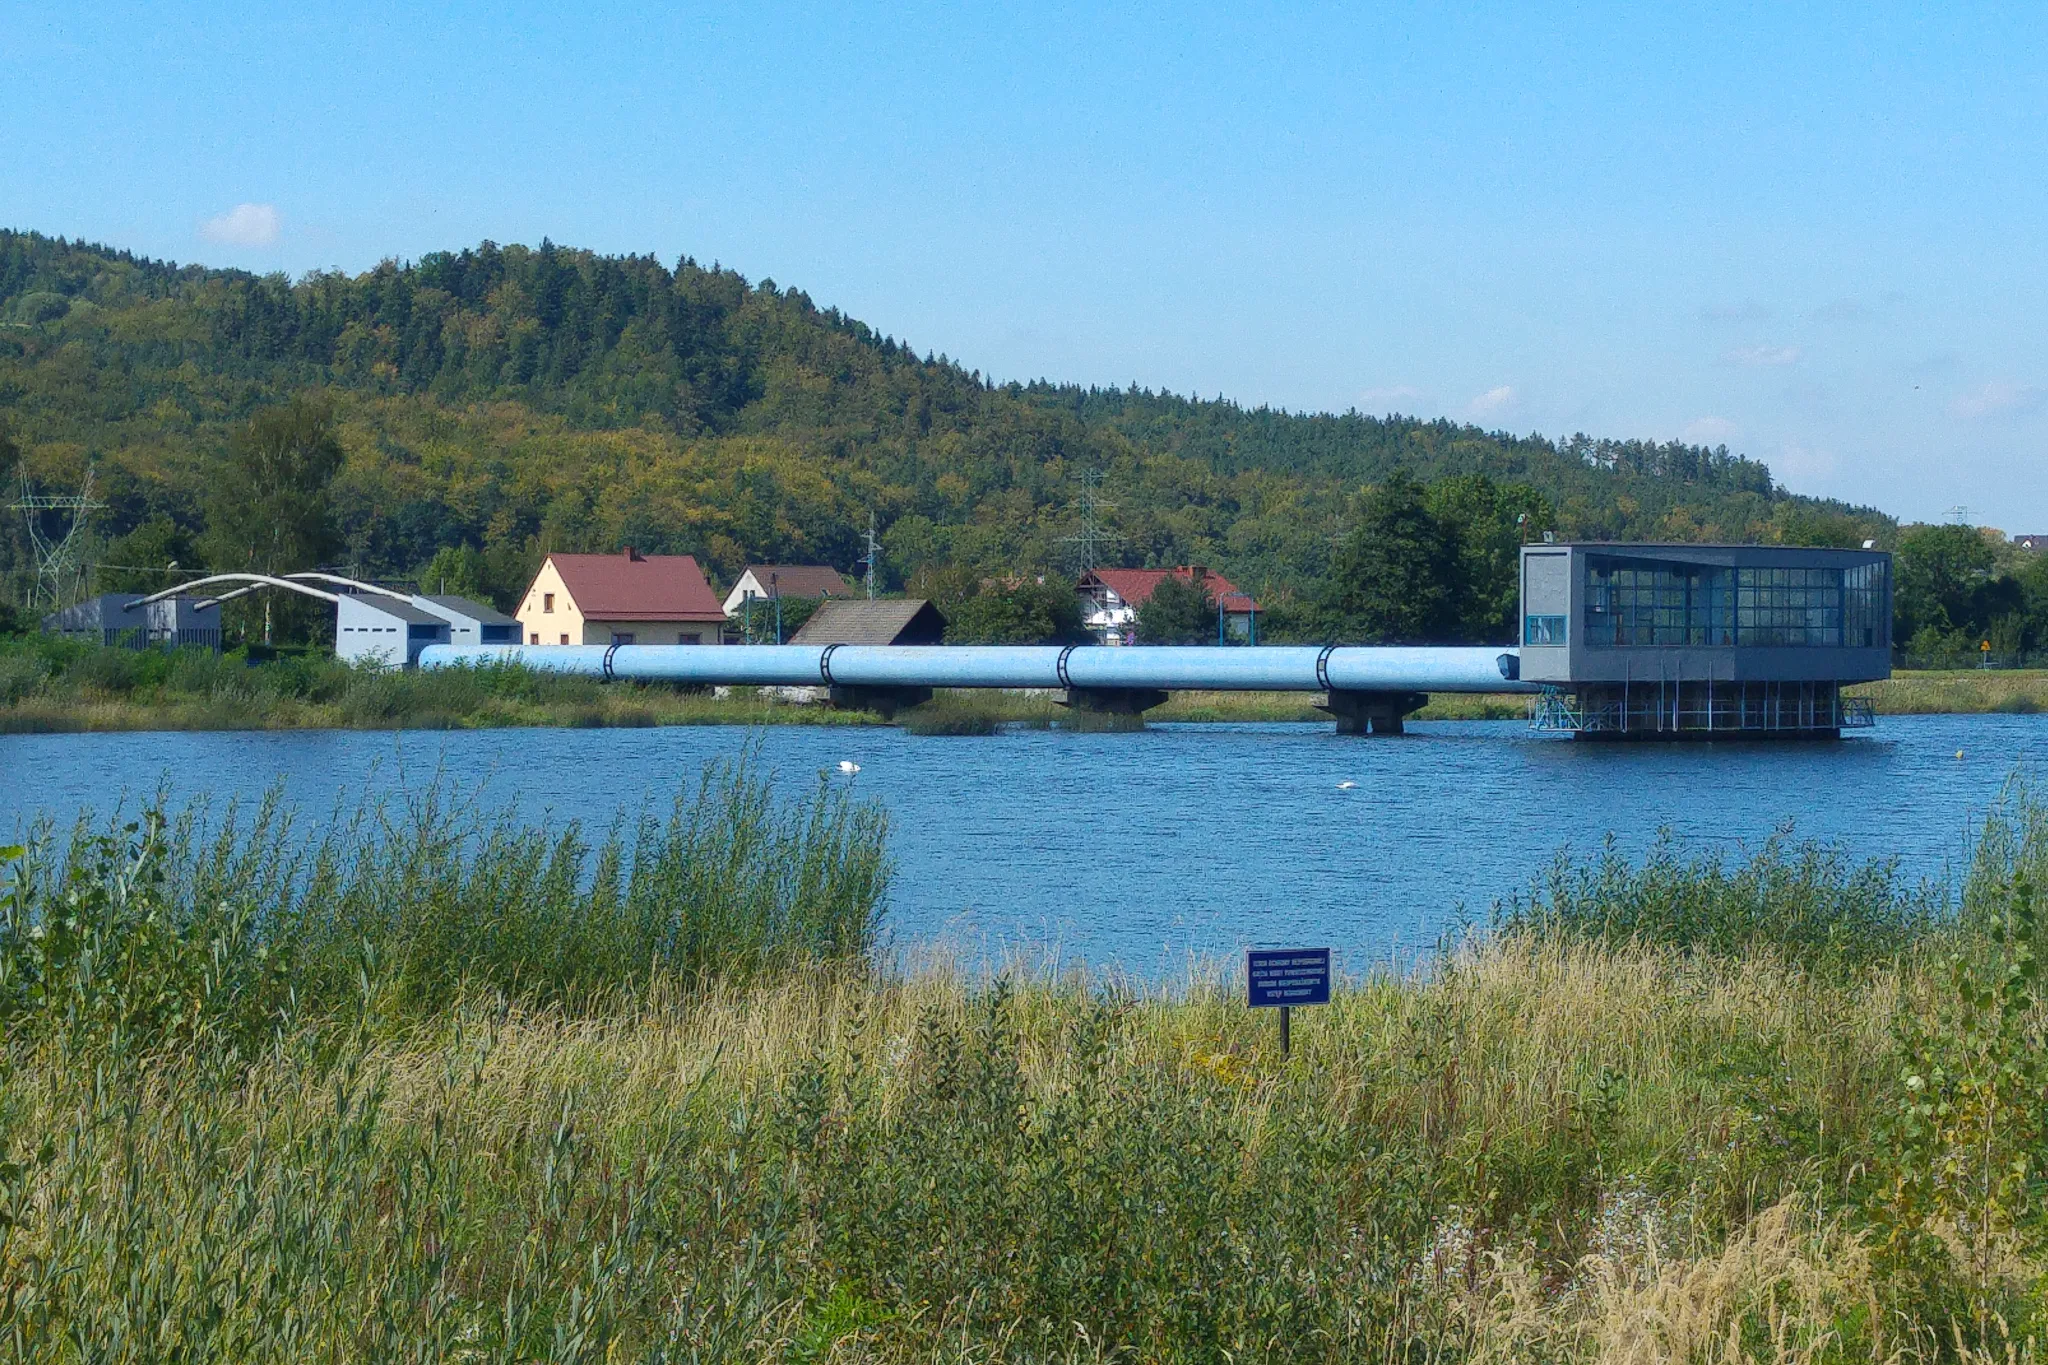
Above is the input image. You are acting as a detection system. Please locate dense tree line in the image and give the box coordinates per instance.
[1892,525,2048,661]
[1,230,1897,638]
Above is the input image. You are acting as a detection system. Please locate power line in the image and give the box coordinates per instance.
[13,467,106,610]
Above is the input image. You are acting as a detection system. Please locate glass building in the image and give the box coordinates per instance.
[1518,543,1891,738]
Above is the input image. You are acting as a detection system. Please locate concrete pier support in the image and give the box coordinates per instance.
[1318,689,1427,735]
[828,684,933,718]
[1061,686,1170,716]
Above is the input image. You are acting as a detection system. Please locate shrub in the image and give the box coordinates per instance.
[0,651,48,704]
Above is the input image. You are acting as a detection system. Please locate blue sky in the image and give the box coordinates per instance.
[4,2,2045,528]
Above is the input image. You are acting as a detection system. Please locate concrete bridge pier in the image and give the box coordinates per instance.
[1319,689,1427,735]
[1061,686,1170,717]
[829,684,933,718]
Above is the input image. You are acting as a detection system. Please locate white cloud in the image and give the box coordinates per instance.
[1680,416,1739,445]
[1466,385,1515,418]
[1360,383,1421,408]
[1725,344,1802,367]
[1950,381,2046,420]
[199,202,281,248]
[1773,441,1840,486]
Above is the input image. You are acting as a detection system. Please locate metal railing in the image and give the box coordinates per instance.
[1531,681,1872,735]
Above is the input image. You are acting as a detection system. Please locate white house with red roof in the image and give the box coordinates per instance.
[720,564,852,617]
[1076,566,1258,644]
[517,548,730,645]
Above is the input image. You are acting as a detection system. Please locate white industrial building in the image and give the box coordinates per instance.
[334,595,451,667]
[412,594,519,646]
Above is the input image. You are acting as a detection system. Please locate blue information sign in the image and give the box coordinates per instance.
[1246,947,1331,1008]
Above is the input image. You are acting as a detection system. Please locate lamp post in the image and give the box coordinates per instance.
[1216,591,1256,646]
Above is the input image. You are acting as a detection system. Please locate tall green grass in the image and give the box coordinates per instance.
[1498,826,1948,966]
[0,756,888,1051]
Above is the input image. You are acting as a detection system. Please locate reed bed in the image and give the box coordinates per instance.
[1851,669,2048,716]
[2,774,2047,1360]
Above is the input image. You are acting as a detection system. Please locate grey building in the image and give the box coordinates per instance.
[411,594,519,646]
[335,594,450,668]
[1519,542,1891,738]
[42,593,224,651]
[43,593,147,647]
[143,595,222,650]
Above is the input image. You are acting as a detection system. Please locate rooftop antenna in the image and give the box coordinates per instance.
[861,510,881,599]
[1058,468,1124,574]
[1947,505,1971,526]
[13,466,106,611]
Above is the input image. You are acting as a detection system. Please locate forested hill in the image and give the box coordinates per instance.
[0,229,1886,607]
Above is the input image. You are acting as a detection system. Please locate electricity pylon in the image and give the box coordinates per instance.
[861,510,882,599]
[1059,469,1123,574]
[13,467,105,610]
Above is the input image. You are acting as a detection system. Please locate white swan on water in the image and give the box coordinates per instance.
[1336,780,1357,790]
[838,760,861,775]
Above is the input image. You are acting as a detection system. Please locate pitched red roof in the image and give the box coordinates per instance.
[547,551,727,621]
[1080,566,1257,612]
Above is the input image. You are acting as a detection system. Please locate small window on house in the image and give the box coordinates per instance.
[529,633,539,644]
[678,632,699,645]
[559,634,569,645]
[543,593,555,613]
[611,632,635,645]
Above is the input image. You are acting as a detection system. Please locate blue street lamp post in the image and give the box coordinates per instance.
[1216,591,1256,646]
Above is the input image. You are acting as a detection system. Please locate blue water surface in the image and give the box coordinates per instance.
[2,715,2041,976]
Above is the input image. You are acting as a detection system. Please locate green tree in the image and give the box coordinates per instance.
[1895,524,1996,645]
[1766,502,1881,548]
[417,545,490,600]
[99,516,195,594]
[945,578,1088,644]
[201,396,346,575]
[1320,470,1462,643]
[1424,474,1554,642]
[1134,573,1215,644]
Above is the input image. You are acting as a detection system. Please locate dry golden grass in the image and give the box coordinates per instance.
[1852,669,2048,716]
[5,933,2041,1361]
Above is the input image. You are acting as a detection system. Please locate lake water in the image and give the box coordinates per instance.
[2,714,2042,976]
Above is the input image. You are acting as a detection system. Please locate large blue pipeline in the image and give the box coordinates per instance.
[417,642,1534,694]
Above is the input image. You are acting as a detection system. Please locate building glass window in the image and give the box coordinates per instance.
[611,632,636,645]
[1736,567,1842,646]
[1524,614,1567,645]
[543,593,555,613]
[1583,557,1734,646]
[1843,561,1888,648]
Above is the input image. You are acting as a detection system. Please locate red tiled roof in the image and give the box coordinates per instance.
[1080,566,1257,612]
[547,551,727,621]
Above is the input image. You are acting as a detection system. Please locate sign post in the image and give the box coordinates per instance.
[1246,947,1331,1057]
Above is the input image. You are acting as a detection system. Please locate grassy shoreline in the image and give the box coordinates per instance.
[3,771,2046,1358]
[0,633,2042,733]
